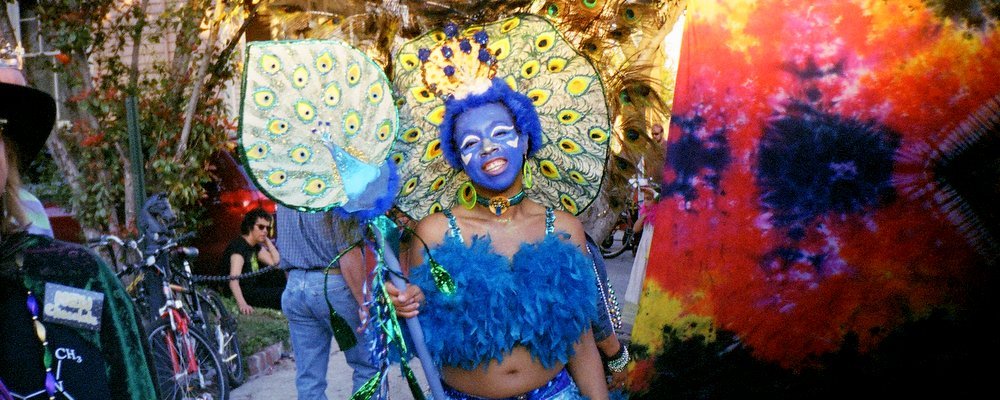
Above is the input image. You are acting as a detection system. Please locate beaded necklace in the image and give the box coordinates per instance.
[24,281,58,400]
[1,235,59,400]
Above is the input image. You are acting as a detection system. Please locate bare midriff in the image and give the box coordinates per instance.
[441,346,563,398]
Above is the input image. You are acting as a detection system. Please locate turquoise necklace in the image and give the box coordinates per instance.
[476,190,526,216]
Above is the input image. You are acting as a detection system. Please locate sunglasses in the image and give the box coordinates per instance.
[255,223,271,231]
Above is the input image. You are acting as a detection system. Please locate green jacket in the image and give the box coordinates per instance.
[1,232,157,400]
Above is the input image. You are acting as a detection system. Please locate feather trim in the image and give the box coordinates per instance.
[409,233,598,370]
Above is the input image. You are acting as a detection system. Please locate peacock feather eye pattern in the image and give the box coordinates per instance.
[401,127,422,143]
[315,51,335,74]
[399,53,420,71]
[239,40,398,211]
[247,142,270,160]
[289,145,312,164]
[566,76,594,96]
[556,109,583,125]
[421,139,442,162]
[535,32,556,52]
[295,100,318,123]
[368,82,385,104]
[588,127,609,143]
[521,60,542,79]
[501,17,520,33]
[527,88,553,107]
[259,54,282,75]
[410,86,436,103]
[488,37,512,61]
[390,15,610,219]
[323,82,342,108]
[347,62,361,87]
[343,110,362,136]
[425,105,446,126]
[547,57,568,73]
[292,65,310,89]
[253,88,277,109]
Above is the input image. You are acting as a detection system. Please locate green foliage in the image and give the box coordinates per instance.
[219,295,290,360]
[30,0,254,235]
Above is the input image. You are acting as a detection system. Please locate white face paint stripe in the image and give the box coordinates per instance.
[460,136,479,150]
[458,124,518,166]
[491,124,515,136]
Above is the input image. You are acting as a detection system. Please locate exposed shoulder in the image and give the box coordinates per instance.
[414,211,450,248]
[551,210,588,250]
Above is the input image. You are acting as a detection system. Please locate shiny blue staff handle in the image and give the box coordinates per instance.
[371,225,446,399]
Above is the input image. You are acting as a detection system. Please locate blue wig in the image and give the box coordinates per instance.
[438,78,543,170]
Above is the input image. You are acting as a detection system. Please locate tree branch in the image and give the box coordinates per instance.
[174,0,224,162]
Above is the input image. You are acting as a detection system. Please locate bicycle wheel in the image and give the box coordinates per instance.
[147,320,229,400]
[196,288,245,387]
[601,228,632,259]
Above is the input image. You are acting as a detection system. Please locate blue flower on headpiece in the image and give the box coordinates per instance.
[418,48,431,62]
[443,65,455,76]
[459,39,472,54]
[478,48,492,63]
[441,46,454,59]
[444,23,458,39]
[474,31,489,45]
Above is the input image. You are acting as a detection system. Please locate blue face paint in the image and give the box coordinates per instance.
[453,102,527,192]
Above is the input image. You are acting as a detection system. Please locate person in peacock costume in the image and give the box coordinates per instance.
[384,16,613,399]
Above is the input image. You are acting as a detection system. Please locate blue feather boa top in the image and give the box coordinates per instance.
[409,232,598,370]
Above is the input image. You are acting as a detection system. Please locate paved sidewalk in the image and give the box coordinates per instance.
[231,344,429,399]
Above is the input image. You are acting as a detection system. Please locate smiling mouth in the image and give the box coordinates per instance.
[483,158,508,175]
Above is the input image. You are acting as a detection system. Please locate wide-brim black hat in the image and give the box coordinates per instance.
[0,81,56,167]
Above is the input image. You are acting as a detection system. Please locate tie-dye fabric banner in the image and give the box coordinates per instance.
[629,0,999,397]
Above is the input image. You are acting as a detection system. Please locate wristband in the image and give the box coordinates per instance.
[605,345,630,374]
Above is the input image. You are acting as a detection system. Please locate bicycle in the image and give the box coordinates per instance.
[138,194,230,400]
[600,206,638,259]
[171,252,246,387]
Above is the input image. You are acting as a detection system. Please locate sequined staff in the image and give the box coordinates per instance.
[235,39,452,399]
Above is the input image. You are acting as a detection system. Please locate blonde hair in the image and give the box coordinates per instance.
[1,136,27,234]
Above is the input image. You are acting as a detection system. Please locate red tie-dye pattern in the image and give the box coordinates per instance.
[640,0,1000,369]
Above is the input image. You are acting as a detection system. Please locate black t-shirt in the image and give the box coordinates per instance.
[221,237,284,288]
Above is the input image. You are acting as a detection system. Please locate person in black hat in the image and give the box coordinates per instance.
[0,59,158,399]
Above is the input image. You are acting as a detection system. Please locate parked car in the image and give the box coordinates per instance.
[46,202,84,243]
[40,148,276,280]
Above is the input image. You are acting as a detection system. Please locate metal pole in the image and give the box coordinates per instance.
[126,95,146,224]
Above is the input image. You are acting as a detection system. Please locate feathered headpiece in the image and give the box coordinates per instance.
[417,23,499,101]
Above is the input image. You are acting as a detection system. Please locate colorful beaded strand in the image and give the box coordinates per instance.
[25,290,58,400]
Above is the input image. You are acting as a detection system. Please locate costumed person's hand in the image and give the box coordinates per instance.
[357,307,370,333]
[386,281,424,318]
[238,302,254,315]
[608,369,627,391]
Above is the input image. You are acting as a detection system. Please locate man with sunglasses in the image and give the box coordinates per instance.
[225,207,282,315]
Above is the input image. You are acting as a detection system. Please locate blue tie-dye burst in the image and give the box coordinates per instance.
[662,112,732,203]
[755,106,900,232]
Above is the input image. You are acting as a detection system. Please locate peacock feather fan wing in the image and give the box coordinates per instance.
[239,39,398,213]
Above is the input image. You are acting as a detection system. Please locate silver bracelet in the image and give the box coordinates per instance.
[606,346,630,373]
